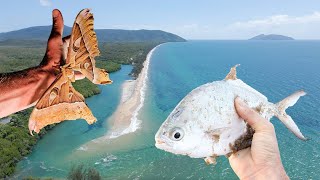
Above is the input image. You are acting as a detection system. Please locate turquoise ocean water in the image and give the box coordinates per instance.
[15,41,320,179]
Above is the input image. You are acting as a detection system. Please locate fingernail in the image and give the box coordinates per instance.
[52,9,59,18]
[235,97,247,108]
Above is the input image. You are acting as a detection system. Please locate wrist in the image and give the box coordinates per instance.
[0,66,58,117]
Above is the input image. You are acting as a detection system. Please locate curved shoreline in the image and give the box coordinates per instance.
[105,44,162,139]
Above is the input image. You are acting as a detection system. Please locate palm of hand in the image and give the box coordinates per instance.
[229,98,289,180]
[229,128,282,179]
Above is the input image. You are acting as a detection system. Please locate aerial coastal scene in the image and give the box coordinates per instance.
[0,1,319,179]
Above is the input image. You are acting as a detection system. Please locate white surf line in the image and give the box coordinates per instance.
[108,44,163,139]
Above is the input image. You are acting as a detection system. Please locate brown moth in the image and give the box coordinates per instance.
[28,9,112,135]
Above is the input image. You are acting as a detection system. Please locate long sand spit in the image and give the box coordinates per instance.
[74,44,162,153]
[106,45,160,138]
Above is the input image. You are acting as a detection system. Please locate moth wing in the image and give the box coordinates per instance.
[66,8,111,84]
[28,71,96,135]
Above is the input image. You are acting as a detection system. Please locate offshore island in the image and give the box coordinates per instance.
[0,25,185,178]
[249,34,295,40]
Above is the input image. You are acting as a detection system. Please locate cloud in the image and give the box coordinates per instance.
[169,12,320,39]
[98,12,320,39]
[231,12,320,29]
[223,12,320,39]
[40,0,52,7]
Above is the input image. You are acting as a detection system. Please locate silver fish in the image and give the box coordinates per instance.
[155,64,306,164]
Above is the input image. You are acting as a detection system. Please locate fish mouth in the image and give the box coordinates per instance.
[154,134,174,151]
[155,141,168,151]
[155,137,165,149]
[155,138,165,145]
[155,127,173,150]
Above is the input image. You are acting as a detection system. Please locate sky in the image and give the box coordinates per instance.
[1,0,320,39]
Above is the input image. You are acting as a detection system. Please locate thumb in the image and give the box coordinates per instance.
[234,97,272,132]
[50,9,64,38]
[40,9,64,69]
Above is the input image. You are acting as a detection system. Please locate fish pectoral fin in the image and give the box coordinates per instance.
[204,156,217,165]
[225,64,240,80]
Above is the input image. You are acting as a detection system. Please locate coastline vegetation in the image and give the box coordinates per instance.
[0,40,161,178]
[98,42,160,77]
[22,164,101,180]
[0,108,57,178]
[67,164,101,180]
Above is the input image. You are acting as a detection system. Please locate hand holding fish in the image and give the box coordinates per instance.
[155,64,306,167]
[229,97,289,180]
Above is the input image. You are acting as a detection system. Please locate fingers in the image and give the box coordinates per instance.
[234,97,273,132]
[50,9,64,38]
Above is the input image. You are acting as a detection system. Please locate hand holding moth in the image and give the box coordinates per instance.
[0,9,112,135]
[0,9,72,118]
[229,97,289,180]
[28,9,112,135]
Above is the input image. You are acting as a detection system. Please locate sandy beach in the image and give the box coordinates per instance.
[105,45,161,138]
[74,45,161,153]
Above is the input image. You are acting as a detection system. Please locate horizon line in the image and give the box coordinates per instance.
[1,25,320,41]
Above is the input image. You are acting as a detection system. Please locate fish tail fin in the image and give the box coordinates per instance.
[274,90,307,140]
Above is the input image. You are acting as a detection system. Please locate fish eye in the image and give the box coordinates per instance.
[170,127,184,141]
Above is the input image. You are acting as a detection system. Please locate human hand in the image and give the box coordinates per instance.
[0,9,83,118]
[39,10,84,81]
[229,97,289,180]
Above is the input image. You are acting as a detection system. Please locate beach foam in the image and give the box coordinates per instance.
[94,154,117,167]
[107,44,162,139]
[76,145,89,151]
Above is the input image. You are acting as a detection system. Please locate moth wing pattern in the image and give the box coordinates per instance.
[27,8,114,135]
[28,69,96,135]
[67,9,112,84]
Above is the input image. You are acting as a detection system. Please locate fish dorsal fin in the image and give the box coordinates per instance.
[225,64,240,80]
